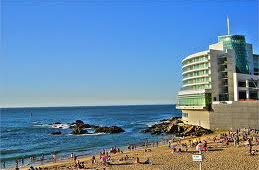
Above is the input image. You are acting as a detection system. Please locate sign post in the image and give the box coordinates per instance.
[192,154,203,170]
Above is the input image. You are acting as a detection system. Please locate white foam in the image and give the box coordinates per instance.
[51,124,70,129]
[68,133,106,136]
[145,121,159,127]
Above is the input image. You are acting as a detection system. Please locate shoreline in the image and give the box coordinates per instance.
[11,131,222,170]
[4,129,259,170]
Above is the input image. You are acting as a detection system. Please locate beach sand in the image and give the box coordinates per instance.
[19,132,259,170]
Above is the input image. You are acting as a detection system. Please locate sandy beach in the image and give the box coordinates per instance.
[16,131,258,170]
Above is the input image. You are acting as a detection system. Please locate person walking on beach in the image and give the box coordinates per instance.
[40,154,44,164]
[21,158,24,166]
[52,153,57,163]
[3,161,5,169]
[74,154,77,163]
[15,159,19,170]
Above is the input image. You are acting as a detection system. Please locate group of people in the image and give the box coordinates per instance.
[168,127,258,155]
[3,128,257,169]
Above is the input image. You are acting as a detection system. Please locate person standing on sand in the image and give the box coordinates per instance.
[236,135,240,147]
[40,154,44,164]
[70,153,74,161]
[91,156,96,164]
[21,158,24,166]
[16,159,19,170]
[74,154,77,163]
[248,138,252,155]
[3,161,5,169]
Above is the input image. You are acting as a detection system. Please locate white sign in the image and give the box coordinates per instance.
[192,155,203,162]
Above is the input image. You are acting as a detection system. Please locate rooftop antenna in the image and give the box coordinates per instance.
[227,16,230,35]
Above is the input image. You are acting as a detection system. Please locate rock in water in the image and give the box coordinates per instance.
[94,126,125,134]
[71,127,88,135]
[50,131,62,135]
[141,117,212,137]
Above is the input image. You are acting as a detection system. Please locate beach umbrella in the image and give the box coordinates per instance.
[196,143,203,151]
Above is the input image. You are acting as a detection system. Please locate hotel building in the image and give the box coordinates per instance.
[176,34,259,130]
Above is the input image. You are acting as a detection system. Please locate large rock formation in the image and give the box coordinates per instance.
[69,120,98,129]
[94,126,125,134]
[141,117,212,137]
[68,120,125,135]
[50,131,62,135]
[71,127,88,135]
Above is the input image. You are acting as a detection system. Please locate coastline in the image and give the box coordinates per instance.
[12,130,259,170]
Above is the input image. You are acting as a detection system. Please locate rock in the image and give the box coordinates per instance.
[53,122,62,124]
[166,124,178,133]
[71,127,88,135]
[94,126,125,134]
[70,120,88,129]
[50,131,62,135]
[141,117,213,137]
[75,120,84,124]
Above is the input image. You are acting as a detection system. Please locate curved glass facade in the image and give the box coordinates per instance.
[177,93,211,108]
[218,35,249,74]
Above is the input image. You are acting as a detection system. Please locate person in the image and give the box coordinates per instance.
[144,158,151,165]
[236,135,240,147]
[91,156,96,164]
[21,158,24,166]
[40,154,44,164]
[70,153,74,160]
[156,141,159,147]
[30,156,33,164]
[52,153,57,163]
[203,140,208,151]
[74,155,77,163]
[15,159,19,170]
[248,138,252,155]
[135,157,140,164]
[3,161,5,169]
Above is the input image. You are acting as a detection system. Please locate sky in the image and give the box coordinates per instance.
[0,0,258,107]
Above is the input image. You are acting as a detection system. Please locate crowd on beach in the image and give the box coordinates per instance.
[2,127,258,170]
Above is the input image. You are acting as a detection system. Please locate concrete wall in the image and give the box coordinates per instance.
[180,101,258,130]
[181,110,210,129]
[210,101,259,130]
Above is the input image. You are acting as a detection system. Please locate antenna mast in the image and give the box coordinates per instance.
[227,16,230,35]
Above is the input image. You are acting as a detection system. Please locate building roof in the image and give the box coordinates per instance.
[182,50,209,63]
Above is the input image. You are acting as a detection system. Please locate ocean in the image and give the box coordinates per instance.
[0,105,181,168]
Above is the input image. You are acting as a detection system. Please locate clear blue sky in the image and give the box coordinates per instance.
[0,0,258,107]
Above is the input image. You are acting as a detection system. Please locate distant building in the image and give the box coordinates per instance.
[176,32,259,130]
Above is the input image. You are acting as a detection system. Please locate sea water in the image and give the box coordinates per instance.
[0,105,181,168]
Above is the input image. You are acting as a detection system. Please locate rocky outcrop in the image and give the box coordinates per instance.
[141,117,212,137]
[68,120,125,135]
[94,126,125,134]
[69,120,98,129]
[50,131,62,135]
[71,128,88,135]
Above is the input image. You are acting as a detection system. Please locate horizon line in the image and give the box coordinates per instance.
[0,103,176,109]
